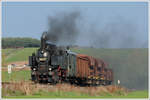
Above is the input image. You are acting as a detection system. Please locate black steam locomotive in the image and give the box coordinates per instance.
[29,32,68,83]
[29,32,113,85]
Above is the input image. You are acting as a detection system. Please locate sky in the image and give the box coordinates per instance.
[2,2,148,48]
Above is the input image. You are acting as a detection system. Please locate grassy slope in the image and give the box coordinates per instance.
[2,48,37,64]
[2,70,31,82]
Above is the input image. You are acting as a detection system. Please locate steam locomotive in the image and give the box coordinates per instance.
[29,32,113,85]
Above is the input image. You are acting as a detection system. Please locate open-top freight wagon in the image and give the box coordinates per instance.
[29,32,113,85]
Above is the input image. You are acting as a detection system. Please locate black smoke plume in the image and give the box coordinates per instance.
[47,11,80,46]
[45,11,147,48]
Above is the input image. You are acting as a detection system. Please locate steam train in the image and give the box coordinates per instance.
[29,32,113,85]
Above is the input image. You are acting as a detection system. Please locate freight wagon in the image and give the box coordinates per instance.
[29,32,113,85]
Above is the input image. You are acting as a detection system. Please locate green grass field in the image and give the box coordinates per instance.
[3,91,148,98]
[2,47,148,98]
[2,48,37,64]
[2,70,31,82]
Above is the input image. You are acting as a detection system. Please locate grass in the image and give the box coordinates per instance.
[2,48,37,64]
[2,90,148,98]
[124,90,148,98]
[2,70,31,82]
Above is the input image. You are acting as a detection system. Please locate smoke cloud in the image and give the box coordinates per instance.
[47,11,81,46]
[46,11,147,48]
[85,17,147,48]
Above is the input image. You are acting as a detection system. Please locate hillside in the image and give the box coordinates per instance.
[2,48,37,64]
[2,47,148,90]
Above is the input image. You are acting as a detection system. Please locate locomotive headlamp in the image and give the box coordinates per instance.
[49,68,52,71]
[33,68,36,71]
[43,52,48,57]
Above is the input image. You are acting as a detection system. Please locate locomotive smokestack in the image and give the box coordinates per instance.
[41,32,48,50]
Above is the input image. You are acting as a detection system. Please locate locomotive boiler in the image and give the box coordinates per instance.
[29,32,113,85]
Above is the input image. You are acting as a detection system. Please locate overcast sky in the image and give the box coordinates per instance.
[2,2,148,48]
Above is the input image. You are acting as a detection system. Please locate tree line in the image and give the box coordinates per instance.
[2,37,40,48]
